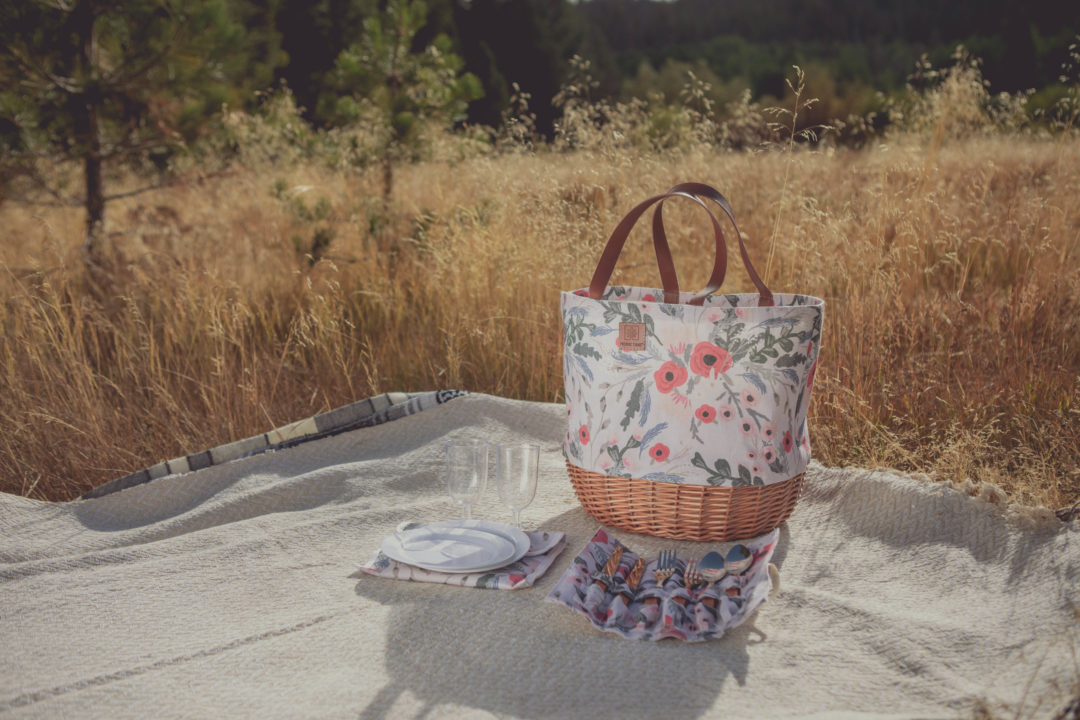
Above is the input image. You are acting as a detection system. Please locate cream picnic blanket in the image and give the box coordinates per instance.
[1,394,1077,719]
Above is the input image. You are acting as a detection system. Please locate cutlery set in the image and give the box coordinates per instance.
[546,527,781,641]
[591,541,757,604]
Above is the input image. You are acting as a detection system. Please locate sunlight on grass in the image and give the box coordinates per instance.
[1,65,1078,509]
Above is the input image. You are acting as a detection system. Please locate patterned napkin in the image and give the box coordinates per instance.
[357,522,566,590]
[544,527,778,641]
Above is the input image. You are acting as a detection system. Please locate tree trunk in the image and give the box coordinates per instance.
[83,104,105,256]
[381,145,393,212]
[74,0,106,259]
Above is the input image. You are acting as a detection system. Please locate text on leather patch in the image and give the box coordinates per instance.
[619,322,647,351]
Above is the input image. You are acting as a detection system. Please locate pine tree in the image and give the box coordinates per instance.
[0,0,283,258]
[324,0,482,207]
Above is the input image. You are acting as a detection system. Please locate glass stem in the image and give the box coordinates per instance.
[513,509,521,528]
[463,504,472,521]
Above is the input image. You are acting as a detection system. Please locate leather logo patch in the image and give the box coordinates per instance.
[619,322,647,351]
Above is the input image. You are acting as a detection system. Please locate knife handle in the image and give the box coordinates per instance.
[617,557,647,602]
[592,544,624,589]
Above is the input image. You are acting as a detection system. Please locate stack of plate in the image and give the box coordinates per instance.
[380,520,530,573]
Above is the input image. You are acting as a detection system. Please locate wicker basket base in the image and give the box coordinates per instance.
[566,460,804,542]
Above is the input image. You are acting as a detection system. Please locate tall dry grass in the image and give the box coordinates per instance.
[2,119,1078,507]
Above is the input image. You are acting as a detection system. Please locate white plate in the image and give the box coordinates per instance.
[380,520,530,573]
[430,520,531,568]
[382,526,515,570]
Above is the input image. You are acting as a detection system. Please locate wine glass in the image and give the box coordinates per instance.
[494,443,539,528]
[444,439,488,522]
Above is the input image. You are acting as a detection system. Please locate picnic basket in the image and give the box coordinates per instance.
[561,182,823,542]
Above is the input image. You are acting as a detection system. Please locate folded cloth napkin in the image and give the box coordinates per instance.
[544,527,778,641]
[357,523,566,590]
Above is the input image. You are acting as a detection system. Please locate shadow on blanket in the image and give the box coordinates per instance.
[349,508,785,719]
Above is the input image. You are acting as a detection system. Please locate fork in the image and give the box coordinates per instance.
[653,549,677,586]
[683,556,703,588]
[643,549,676,607]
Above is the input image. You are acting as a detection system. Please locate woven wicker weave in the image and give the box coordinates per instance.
[566,460,804,542]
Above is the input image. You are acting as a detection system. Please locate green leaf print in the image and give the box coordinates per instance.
[600,301,642,325]
[621,380,645,430]
[573,343,602,361]
[564,315,596,347]
[643,314,662,344]
[712,323,745,353]
[692,452,737,486]
[775,352,808,368]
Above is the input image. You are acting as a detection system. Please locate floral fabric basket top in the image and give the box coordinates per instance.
[561,182,824,541]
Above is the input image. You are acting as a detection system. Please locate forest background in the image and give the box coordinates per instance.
[1,0,1078,512]
[5,0,1079,153]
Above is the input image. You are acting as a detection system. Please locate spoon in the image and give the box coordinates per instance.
[697,551,727,585]
[724,544,753,575]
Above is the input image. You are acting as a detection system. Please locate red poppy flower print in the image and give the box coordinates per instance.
[695,404,717,423]
[642,293,656,302]
[689,341,733,378]
[578,425,590,445]
[762,446,776,463]
[654,361,688,394]
[718,404,735,421]
[739,419,756,437]
[649,444,670,461]
[761,423,777,442]
[740,388,759,407]
[783,431,794,453]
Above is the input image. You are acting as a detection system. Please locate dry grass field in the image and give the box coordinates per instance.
[2,119,1078,509]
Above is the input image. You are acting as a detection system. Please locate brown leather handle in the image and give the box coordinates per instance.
[589,190,728,304]
[655,182,774,307]
[650,193,727,306]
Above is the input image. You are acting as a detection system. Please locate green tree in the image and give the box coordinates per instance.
[0,0,283,258]
[324,0,482,207]
[274,0,376,123]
